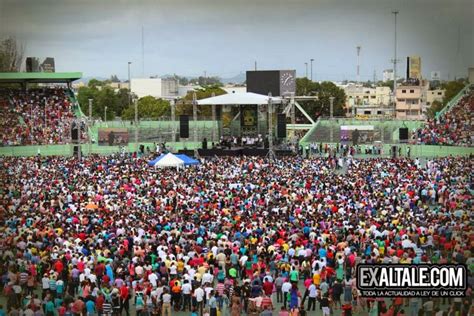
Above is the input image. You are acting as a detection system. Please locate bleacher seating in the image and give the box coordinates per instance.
[416,87,473,146]
[0,88,86,146]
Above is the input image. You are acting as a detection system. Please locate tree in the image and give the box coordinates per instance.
[77,86,99,116]
[177,85,227,116]
[426,100,443,118]
[121,96,170,120]
[441,80,465,106]
[197,76,222,87]
[88,79,105,88]
[295,78,346,119]
[0,37,24,72]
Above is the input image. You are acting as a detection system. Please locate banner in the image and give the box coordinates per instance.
[408,56,421,79]
[98,128,129,146]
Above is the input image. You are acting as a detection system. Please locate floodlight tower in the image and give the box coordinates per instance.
[356,46,361,84]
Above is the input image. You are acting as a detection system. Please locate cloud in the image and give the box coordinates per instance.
[0,0,472,79]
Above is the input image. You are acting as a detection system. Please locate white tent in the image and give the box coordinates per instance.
[197,92,282,105]
[151,153,185,168]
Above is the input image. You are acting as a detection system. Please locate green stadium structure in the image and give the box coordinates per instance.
[0,73,473,158]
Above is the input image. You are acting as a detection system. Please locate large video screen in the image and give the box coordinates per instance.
[98,128,129,146]
[340,125,377,144]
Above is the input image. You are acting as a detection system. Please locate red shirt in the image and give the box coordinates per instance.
[120,285,129,300]
[262,281,273,295]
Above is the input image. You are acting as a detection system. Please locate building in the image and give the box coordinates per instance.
[108,82,130,90]
[383,69,394,82]
[343,84,392,117]
[395,81,428,119]
[469,67,474,84]
[223,85,246,94]
[131,78,179,99]
[426,89,445,108]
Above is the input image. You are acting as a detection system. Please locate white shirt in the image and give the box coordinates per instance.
[182,283,192,295]
[42,277,50,289]
[148,273,158,287]
[309,284,318,298]
[194,287,205,302]
[281,282,292,293]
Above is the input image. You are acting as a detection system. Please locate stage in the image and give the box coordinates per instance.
[178,147,294,157]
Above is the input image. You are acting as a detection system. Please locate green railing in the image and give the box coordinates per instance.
[301,143,474,158]
[0,141,206,157]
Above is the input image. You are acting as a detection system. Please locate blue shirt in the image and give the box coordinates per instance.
[86,300,96,313]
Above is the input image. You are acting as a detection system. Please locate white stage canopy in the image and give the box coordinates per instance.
[197,92,282,105]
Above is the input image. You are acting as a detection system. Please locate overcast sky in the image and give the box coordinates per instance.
[1,0,472,81]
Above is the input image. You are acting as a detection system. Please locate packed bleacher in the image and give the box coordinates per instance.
[416,87,474,146]
[0,88,85,146]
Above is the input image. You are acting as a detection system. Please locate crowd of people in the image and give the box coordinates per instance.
[416,88,473,147]
[1,153,473,316]
[0,88,85,146]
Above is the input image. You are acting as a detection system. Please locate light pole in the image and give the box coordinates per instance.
[104,106,107,127]
[88,98,93,154]
[192,92,198,142]
[134,96,138,152]
[329,96,335,143]
[392,11,399,118]
[128,62,132,105]
[267,92,274,159]
[305,62,308,79]
[356,46,361,84]
[310,59,314,81]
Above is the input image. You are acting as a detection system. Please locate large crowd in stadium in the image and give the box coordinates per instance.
[0,82,473,316]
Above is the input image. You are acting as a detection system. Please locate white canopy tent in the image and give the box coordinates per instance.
[197,92,282,105]
[151,153,184,168]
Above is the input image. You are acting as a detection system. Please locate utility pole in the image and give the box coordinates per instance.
[356,46,361,84]
[373,69,377,84]
[203,71,207,86]
[310,59,314,81]
[254,61,257,71]
[305,62,308,79]
[392,11,399,118]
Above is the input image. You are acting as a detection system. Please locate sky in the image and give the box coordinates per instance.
[1,0,473,81]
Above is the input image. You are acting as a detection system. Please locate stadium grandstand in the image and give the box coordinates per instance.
[415,85,473,146]
[0,72,87,146]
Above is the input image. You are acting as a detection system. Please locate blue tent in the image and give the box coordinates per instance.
[175,154,200,166]
[148,153,199,167]
[147,154,165,167]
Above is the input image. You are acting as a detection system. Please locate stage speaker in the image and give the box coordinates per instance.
[392,145,397,159]
[202,138,208,149]
[73,145,80,156]
[179,115,189,138]
[277,114,287,138]
[71,123,79,142]
[399,128,408,142]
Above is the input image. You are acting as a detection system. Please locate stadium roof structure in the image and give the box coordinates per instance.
[0,72,82,84]
[197,92,282,105]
